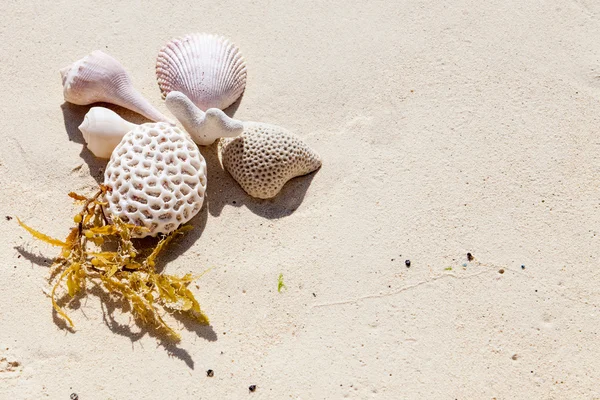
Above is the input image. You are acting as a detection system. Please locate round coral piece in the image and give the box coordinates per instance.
[104,123,207,237]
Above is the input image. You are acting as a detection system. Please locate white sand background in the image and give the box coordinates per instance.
[1,0,600,398]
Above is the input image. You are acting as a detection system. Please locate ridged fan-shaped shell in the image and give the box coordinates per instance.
[156,33,247,111]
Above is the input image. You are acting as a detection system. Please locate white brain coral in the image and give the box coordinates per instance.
[104,122,207,237]
[219,122,322,199]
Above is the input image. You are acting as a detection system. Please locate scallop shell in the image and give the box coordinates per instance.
[79,107,138,158]
[156,33,247,111]
[61,50,173,124]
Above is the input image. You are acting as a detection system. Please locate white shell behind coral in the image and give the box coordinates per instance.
[156,33,247,111]
[61,50,173,124]
[79,107,138,158]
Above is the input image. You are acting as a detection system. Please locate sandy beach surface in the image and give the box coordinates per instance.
[1,0,600,398]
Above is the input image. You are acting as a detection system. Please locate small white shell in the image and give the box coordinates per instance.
[166,91,243,146]
[61,50,173,124]
[156,33,247,111]
[219,122,322,199]
[104,123,207,238]
[79,107,138,158]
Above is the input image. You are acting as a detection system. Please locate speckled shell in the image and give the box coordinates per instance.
[61,50,173,123]
[156,33,247,111]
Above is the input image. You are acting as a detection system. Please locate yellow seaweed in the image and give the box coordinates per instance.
[68,192,88,201]
[17,218,67,247]
[18,186,209,341]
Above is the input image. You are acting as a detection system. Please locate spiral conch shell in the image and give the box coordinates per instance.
[156,33,247,111]
[219,122,322,199]
[61,50,173,124]
[79,107,138,158]
[165,91,243,146]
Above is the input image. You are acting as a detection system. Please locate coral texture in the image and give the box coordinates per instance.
[104,123,207,237]
[220,122,321,199]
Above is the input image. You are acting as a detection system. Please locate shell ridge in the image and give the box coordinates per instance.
[214,36,229,102]
[178,37,198,103]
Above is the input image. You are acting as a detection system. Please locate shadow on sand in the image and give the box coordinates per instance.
[199,142,318,219]
[53,99,318,367]
[61,99,318,223]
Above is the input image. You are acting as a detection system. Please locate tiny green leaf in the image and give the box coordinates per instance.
[277,273,287,293]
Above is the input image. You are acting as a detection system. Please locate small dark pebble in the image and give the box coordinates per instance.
[70,394,78,400]
[467,252,473,261]
[521,265,525,270]
[249,385,257,392]
[232,201,236,204]
[207,369,214,377]
[499,269,505,274]
[405,260,411,267]
[312,293,316,297]
[391,258,395,262]
[5,216,12,221]
[17,255,21,259]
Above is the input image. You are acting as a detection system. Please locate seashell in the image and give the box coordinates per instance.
[61,50,173,124]
[104,123,207,238]
[79,107,138,158]
[156,33,247,111]
[219,122,322,199]
[166,91,243,146]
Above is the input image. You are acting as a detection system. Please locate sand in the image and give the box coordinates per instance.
[1,0,600,398]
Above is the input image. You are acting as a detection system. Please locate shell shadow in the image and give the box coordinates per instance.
[199,143,318,219]
[60,102,154,183]
[223,91,243,118]
[133,204,209,267]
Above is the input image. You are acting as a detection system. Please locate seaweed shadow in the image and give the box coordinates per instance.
[199,143,318,219]
[90,283,216,369]
[17,230,215,369]
[14,246,52,267]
